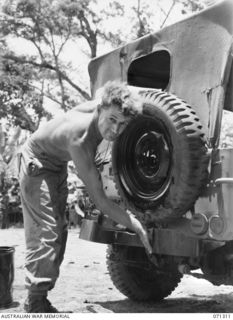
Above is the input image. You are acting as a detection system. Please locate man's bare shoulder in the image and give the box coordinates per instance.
[62,109,97,151]
[69,99,99,114]
[32,102,98,160]
[65,108,94,132]
[63,101,97,138]
[35,109,92,143]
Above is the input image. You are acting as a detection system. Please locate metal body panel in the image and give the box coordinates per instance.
[79,219,142,246]
[79,219,200,257]
[194,148,233,241]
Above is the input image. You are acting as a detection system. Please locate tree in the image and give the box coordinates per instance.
[132,0,206,32]
[178,0,206,14]
[0,0,134,122]
[0,0,208,131]
[0,121,28,228]
[1,0,93,110]
[0,51,51,132]
[106,0,207,44]
[131,0,153,38]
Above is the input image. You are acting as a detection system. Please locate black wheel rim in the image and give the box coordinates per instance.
[113,115,173,207]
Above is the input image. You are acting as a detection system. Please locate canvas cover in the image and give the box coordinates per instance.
[88,0,233,146]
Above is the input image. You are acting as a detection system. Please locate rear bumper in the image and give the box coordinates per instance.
[79,219,200,257]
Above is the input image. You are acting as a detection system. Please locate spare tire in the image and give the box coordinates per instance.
[112,89,209,224]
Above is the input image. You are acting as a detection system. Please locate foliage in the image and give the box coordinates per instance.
[1,0,92,109]
[0,53,51,132]
[220,111,233,148]
[179,0,206,14]
[0,0,208,131]
[0,175,22,229]
[130,1,154,38]
[1,0,133,112]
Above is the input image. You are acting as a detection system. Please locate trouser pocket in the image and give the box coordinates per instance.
[26,158,44,176]
[17,152,44,177]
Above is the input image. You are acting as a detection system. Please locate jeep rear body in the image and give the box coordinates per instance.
[80,0,233,261]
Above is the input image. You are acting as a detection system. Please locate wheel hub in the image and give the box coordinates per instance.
[113,116,172,206]
[135,131,169,179]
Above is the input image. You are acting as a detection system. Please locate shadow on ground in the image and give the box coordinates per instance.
[0,302,20,312]
[94,294,232,313]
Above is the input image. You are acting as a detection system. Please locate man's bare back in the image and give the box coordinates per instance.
[30,100,100,162]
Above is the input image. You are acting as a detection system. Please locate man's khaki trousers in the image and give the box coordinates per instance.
[18,141,68,296]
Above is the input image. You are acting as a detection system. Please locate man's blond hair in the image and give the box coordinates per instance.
[100,81,142,117]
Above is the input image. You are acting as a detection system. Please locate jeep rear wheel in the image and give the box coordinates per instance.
[107,245,182,302]
[112,89,209,223]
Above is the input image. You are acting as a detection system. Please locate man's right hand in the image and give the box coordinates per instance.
[129,215,152,255]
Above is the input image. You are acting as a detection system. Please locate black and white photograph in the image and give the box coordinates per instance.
[0,0,233,317]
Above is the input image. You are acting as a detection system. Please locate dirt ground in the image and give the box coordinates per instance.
[1,227,233,314]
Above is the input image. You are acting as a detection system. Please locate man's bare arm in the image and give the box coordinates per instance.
[68,143,135,227]
[68,143,152,254]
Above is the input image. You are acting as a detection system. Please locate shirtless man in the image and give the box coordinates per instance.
[18,81,152,313]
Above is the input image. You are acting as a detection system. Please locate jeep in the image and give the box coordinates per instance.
[79,0,233,301]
